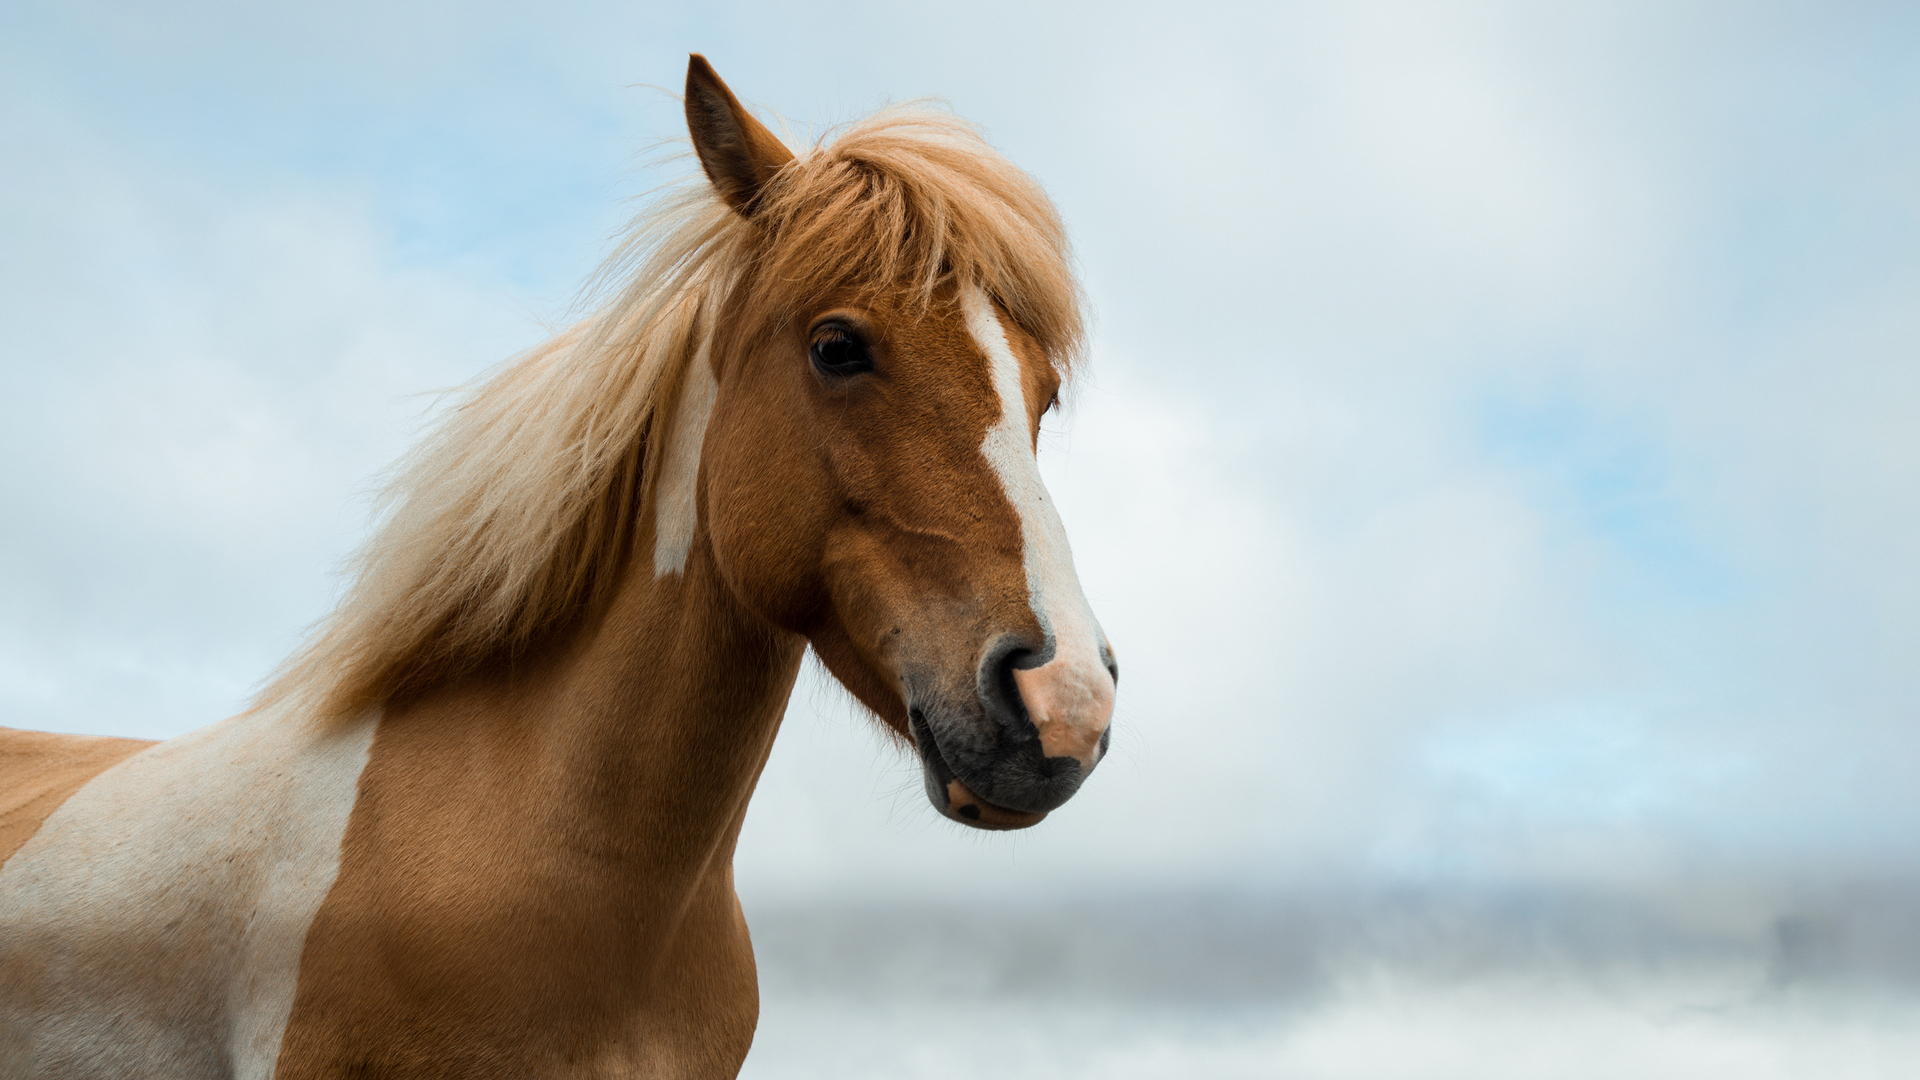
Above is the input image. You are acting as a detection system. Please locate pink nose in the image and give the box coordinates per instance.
[1012,653,1115,769]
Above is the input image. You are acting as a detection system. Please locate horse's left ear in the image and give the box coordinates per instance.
[685,54,795,216]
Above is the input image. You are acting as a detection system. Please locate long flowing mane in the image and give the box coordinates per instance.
[260,104,1085,722]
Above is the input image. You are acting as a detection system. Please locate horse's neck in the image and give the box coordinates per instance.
[368,535,803,902]
[264,539,797,1068]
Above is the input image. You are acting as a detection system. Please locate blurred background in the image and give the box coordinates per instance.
[4,1,1918,1076]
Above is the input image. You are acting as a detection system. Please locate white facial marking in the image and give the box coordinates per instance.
[653,335,719,577]
[963,286,1115,766]
[0,707,377,1078]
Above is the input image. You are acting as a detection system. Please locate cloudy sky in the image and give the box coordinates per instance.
[4,0,1918,916]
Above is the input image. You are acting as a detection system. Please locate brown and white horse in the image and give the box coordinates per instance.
[0,56,1115,1079]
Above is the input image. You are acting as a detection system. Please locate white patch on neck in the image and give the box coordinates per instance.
[963,286,1109,733]
[653,334,719,577]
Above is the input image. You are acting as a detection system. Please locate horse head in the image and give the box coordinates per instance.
[682,57,1116,829]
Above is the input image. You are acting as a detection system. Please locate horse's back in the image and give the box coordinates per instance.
[0,727,154,867]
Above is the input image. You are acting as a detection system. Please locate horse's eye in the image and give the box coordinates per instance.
[810,329,873,377]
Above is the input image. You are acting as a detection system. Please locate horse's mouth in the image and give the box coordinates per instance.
[935,775,1047,830]
[909,708,1049,831]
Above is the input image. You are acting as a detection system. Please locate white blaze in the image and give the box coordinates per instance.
[963,286,1114,766]
[653,335,719,577]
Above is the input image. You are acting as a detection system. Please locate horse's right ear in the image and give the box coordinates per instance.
[685,54,795,216]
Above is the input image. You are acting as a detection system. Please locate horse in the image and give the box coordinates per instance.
[0,55,1116,1079]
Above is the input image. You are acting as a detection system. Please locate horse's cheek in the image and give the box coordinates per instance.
[699,407,837,633]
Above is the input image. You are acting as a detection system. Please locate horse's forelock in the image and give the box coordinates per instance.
[746,109,1083,370]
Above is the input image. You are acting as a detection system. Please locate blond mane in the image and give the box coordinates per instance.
[260,104,1085,722]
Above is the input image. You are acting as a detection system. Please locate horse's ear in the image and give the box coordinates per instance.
[685,54,795,216]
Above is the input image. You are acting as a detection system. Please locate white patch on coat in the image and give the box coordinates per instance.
[0,706,377,1079]
[653,335,719,577]
[962,286,1114,765]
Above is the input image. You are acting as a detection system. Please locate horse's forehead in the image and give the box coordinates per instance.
[887,298,990,373]
[876,290,1052,406]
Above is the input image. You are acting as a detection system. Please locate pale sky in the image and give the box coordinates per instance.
[3,0,1917,905]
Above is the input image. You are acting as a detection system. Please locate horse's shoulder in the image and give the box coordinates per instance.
[0,726,156,866]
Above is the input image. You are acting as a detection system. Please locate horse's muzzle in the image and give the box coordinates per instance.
[909,635,1116,830]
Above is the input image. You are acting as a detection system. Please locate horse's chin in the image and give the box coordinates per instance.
[906,703,1084,830]
[907,709,1046,829]
[925,770,1049,830]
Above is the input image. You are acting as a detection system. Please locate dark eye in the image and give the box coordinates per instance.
[810,327,873,377]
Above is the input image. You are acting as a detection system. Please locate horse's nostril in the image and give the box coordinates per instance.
[997,653,1026,710]
[979,639,1038,739]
